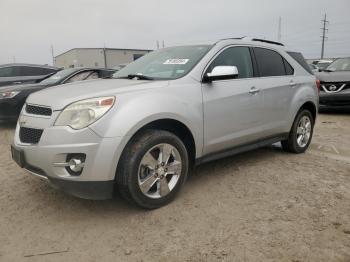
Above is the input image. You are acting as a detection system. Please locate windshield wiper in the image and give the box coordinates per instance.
[127,74,154,80]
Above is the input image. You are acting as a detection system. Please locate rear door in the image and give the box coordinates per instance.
[252,47,295,136]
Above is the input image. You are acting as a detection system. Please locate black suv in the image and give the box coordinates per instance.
[0,63,60,87]
[315,58,350,111]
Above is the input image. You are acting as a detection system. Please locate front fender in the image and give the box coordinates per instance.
[90,85,204,158]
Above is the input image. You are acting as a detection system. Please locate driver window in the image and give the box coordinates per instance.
[65,71,94,83]
[207,47,253,79]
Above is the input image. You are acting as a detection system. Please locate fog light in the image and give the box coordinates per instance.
[66,154,86,176]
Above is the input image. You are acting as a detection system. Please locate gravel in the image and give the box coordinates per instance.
[0,113,349,261]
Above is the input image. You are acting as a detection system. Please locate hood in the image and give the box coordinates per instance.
[0,83,49,92]
[315,71,350,82]
[26,78,169,110]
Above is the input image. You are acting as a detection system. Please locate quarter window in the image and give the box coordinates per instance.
[284,60,294,75]
[254,48,286,77]
[207,47,253,79]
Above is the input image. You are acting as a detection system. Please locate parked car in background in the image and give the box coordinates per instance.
[11,38,318,208]
[313,59,333,71]
[0,68,116,121]
[0,63,60,87]
[112,63,128,71]
[315,57,350,110]
[308,63,319,73]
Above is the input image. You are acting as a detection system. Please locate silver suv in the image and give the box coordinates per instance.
[11,38,318,208]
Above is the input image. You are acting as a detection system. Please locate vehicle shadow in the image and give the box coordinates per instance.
[25,145,283,218]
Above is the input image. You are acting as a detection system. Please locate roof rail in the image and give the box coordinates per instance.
[217,37,284,47]
[250,38,284,46]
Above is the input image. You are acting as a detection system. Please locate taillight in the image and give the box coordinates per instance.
[316,79,321,93]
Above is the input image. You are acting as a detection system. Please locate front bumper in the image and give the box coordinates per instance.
[12,113,127,200]
[319,90,350,108]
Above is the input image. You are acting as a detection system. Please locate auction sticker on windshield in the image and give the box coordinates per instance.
[163,59,189,65]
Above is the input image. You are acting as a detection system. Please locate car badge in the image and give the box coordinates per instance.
[329,85,337,91]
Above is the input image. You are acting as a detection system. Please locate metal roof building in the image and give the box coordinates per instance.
[54,48,152,69]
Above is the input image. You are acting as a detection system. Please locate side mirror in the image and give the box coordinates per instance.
[203,66,239,82]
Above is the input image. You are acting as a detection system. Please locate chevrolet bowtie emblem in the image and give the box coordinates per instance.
[19,117,27,126]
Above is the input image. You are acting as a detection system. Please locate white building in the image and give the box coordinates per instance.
[55,48,152,69]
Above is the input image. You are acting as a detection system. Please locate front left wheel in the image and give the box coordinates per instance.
[116,129,189,209]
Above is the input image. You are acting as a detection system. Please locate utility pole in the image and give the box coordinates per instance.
[156,40,160,49]
[51,45,55,66]
[277,16,282,42]
[103,43,107,68]
[320,13,329,59]
[162,40,165,48]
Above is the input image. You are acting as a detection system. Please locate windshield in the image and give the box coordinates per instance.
[113,45,212,80]
[40,68,77,84]
[326,58,350,71]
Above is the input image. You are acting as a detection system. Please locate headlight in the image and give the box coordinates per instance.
[55,96,115,129]
[0,91,20,99]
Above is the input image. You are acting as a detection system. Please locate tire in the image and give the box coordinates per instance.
[281,109,314,153]
[116,129,189,209]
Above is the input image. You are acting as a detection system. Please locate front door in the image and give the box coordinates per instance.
[202,46,264,155]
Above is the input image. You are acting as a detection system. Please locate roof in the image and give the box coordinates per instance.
[55,47,153,58]
[0,63,58,69]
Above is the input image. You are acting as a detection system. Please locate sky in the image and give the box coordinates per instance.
[0,0,349,65]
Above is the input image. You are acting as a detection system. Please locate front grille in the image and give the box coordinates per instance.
[19,127,43,144]
[321,82,349,93]
[26,104,52,116]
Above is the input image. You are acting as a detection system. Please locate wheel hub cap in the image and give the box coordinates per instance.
[296,116,312,148]
[138,143,182,199]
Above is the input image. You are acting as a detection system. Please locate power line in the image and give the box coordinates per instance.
[320,13,329,59]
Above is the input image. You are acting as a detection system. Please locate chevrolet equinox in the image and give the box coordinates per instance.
[11,38,319,209]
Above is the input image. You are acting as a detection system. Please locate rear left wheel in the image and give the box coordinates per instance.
[281,109,314,153]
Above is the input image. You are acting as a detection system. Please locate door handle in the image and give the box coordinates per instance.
[249,87,260,94]
[289,81,297,87]
[13,81,22,85]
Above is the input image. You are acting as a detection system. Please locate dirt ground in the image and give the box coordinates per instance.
[0,113,350,262]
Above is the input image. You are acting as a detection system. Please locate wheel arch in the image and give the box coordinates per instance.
[113,117,198,183]
[299,101,317,121]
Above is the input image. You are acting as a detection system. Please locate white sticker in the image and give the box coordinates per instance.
[163,59,189,65]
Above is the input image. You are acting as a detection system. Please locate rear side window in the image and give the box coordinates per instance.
[41,68,57,75]
[0,67,15,77]
[287,52,313,74]
[19,66,50,76]
[253,48,286,77]
[207,46,254,79]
